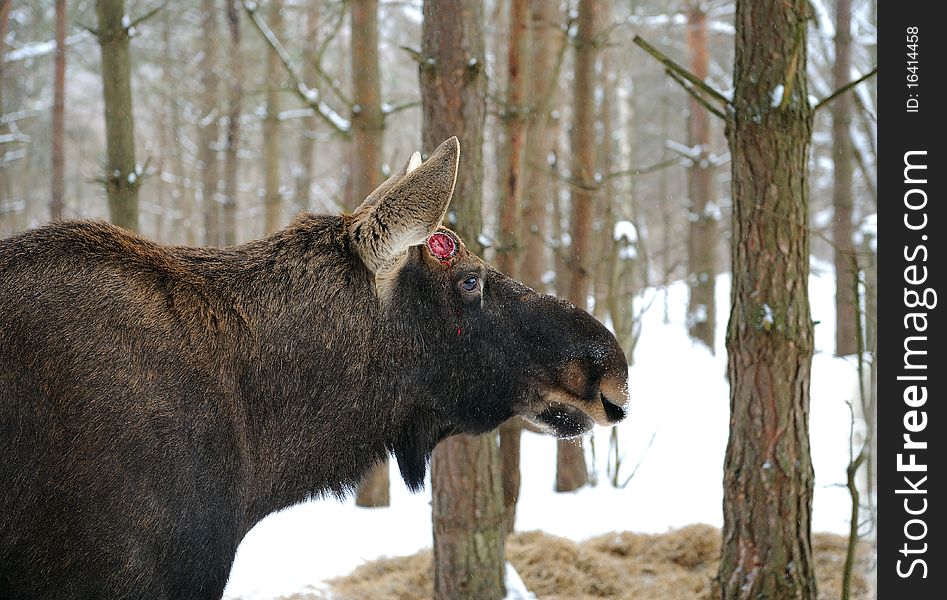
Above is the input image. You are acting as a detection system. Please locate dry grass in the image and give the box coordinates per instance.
[278,525,873,600]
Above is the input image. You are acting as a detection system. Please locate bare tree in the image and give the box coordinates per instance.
[349,0,383,208]
[495,0,527,276]
[221,0,243,246]
[557,0,598,494]
[51,0,67,219]
[718,0,817,596]
[497,0,529,535]
[199,0,221,245]
[161,8,195,244]
[293,0,320,213]
[684,1,717,353]
[0,0,12,222]
[519,0,563,290]
[423,1,504,597]
[833,0,856,356]
[262,0,284,234]
[95,0,141,231]
[352,0,390,509]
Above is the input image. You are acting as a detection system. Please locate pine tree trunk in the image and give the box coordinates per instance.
[557,0,597,494]
[51,0,66,220]
[496,0,528,535]
[0,0,12,228]
[832,0,856,357]
[162,11,194,244]
[495,0,527,276]
[518,0,562,291]
[293,0,320,213]
[262,0,283,234]
[422,1,504,597]
[350,0,390,508]
[199,0,221,245]
[95,0,139,232]
[685,3,717,353]
[594,0,616,324]
[718,1,816,597]
[221,0,242,246]
[349,0,383,209]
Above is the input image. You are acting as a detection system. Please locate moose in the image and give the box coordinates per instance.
[0,138,629,599]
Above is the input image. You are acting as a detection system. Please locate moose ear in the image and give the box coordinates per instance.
[355,151,423,212]
[349,137,460,273]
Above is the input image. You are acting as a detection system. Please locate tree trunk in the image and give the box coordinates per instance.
[199,0,221,245]
[718,1,816,598]
[496,0,529,536]
[221,0,242,246]
[350,0,389,508]
[659,99,671,323]
[422,1,504,597]
[0,0,11,228]
[349,0,383,209]
[832,0,856,356]
[162,10,194,244]
[51,0,66,219]
[685,3,717,353]
[495,0,527,276]
[95,0,139,232]
[519,0,562,291]
[262,0,283,234]
[593,0,616,324]
[557,0,598,494]
[293,0,320,213]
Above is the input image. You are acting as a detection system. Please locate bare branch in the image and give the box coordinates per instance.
[633,35,730,108]
[665,69,727,120]
[126,2,168,33]
[241,0,351,136]
[382,100,421,116]
[814,67,879,112]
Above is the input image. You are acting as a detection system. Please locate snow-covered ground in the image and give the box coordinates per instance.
[223,262,863,599]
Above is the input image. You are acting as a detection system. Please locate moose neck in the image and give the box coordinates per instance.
[198,215,421,525]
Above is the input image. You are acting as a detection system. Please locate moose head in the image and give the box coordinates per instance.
[343,136,629,488]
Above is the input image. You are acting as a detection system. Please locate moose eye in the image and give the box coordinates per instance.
[461,276,479,294]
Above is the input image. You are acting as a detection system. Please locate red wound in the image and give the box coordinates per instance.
[427,231,458,261]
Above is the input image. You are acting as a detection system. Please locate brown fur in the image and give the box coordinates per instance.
[0,138,628,599]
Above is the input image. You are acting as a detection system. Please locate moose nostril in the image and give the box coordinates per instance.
[600,392,626,423]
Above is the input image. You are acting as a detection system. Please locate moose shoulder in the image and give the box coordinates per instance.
[0,137,629,599]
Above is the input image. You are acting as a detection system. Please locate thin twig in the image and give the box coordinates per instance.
[537,156,682,196]
[605,156,685,179]
[620,432,657,488]
[842,254,871,600]
[633,35,730,108]
[665,69,727,120]
[814,67,878,112]
[126,1,168,32]
[382,100,421,115]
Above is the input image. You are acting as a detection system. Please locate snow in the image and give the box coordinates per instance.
[771,84,785,108]
[855,213,877,252]
[504,563,537,600]
[223,263,863,599]
[4,33,91,63]
[761,303,775,326]
[612,220,638,243]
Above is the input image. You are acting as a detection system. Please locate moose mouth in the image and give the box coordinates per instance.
[530,403,595,438]
[525,390,628,439]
